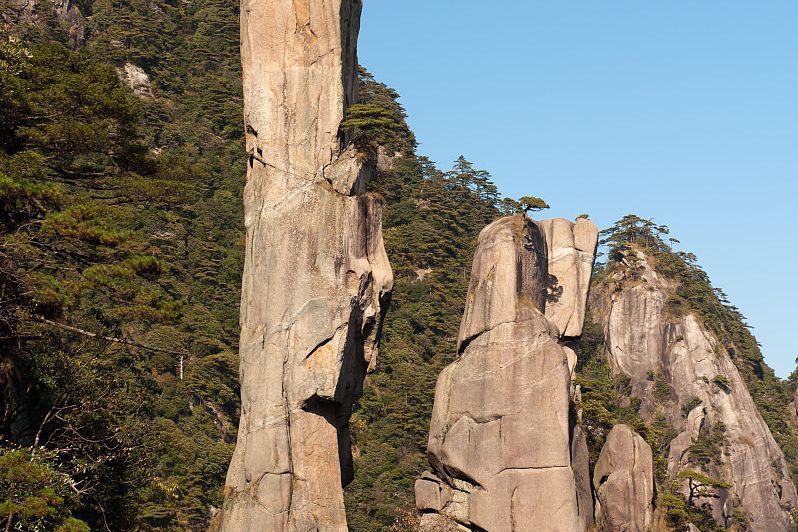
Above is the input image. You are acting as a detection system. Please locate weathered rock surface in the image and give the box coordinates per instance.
[538,217,598,339]
[3,0,85,45]
[590,250,797,531]
[117,63,152,99]
[417,215,582,532]
[218,1,392,530]
[593,424,654,532]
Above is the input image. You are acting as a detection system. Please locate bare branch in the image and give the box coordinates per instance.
[27,316,188,356]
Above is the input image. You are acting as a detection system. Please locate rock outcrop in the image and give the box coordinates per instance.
[592,424,654,532]
[117,63,152,99]
[416,214,597,531]
[218,1,392,530]
[590,250,797,531]
[3,0,85,45]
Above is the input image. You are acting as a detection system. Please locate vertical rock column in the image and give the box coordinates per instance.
[592,424,654,532]
[416,215,591,532]
[539,217,599,529]
[219,1,392,530]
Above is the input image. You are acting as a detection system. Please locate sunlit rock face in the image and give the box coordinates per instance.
[538,217,598,339]
[416,215,589,532]
[590,251,797,531]
[593,424,654,532]
[218,1,392,530]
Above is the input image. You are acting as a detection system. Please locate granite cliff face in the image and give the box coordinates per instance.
[218,1,392,530]
[416,215,597,531]
[590,250,797,531]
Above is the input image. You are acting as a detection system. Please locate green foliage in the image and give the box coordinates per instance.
[342,103,405,149]
[687,421,729,467]
[1,8,242,528]
[682,396,702,417]
[653,373,672,402]
[659,479,726,532]
[351,67,416,153]
[517,195,549,214]
[671,469,732,531]
[0,22,32,75]
[712,374,731,392]
[0,449,89,531]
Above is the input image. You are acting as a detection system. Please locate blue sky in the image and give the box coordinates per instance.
[358,1,798,376]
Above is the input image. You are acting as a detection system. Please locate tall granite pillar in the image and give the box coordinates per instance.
[415,214,596,531]
[219,1,392,530]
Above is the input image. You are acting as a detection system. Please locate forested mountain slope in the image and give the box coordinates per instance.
[1,0,243,527]
[2,2,797,530]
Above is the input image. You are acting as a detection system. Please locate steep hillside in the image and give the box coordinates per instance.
[581,215,798,531]
[1,0,244,527]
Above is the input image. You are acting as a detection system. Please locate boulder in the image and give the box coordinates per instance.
[117,63,152,98]
[593,424,654,532]
[537,217,598,338]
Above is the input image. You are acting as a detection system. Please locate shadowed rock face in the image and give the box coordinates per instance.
[218,1,392,530]
[571,425,594,529]
[593,424,654,532]
[591,251,797,531]
[416,215,584,532]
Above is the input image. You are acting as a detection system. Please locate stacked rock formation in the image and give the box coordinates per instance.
[592,424,654,532]
[218,1,392,530]
[538,218,597,338]
[590,250,797,530]
[416,214,597,531]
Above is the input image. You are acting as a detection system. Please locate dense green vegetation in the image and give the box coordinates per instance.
[1,1,243,527]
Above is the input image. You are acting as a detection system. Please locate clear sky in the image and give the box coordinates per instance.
[358,1,798,376]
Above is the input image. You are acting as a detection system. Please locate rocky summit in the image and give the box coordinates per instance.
[589,248,797,531]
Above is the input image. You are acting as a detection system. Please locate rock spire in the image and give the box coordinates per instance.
[416,214,597,531]
[218,1,392,530]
